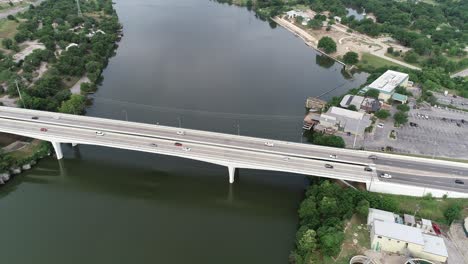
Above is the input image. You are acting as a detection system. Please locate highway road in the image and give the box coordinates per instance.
[0,118,373,183]
[0,106,467,192]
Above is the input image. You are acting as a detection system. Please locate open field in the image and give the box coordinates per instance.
[0,18,18,40]
[381,194,468,223]
[357,53,402,70]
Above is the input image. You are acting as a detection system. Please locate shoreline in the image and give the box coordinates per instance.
[272,16,346,67]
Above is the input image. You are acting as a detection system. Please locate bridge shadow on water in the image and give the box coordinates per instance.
[2,144,308,217]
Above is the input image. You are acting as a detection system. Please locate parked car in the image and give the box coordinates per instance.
[432,223,441,235]
[409,122,418,127]
[96,131,105,136]
[379,173,392,179]
[32,116,39,120]
[177,131,185,135]
[40,128,48,132]
[377,123,384,128]
[264,142,274,147]
[455,179,464,185]
[329,154,337,159]
[325,164,333,169]
[174,142,182,147]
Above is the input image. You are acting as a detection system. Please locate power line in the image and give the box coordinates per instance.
[90,96,302,121]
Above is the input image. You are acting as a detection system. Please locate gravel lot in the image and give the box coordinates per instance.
[365,105,468,159]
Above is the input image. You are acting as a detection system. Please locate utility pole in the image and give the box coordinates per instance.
[352,118,362,149]
[15,80,26,108]
[122,109,128,121]
[177,117,182,128]
[75,0,82,17]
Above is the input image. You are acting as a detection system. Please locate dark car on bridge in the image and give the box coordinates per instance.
[455,179,464,185]
[324,164,333,169]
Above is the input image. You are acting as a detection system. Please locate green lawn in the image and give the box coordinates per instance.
[0,18,19,40]
[380,194,468,224]
[385,52,423,68]
[357,53,402,71]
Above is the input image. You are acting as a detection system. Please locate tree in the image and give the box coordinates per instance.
[404,51,419,63]
[387,47,394,54]
[318,227,344,256]
[343,51,359,64]
[59,94,86,114]
[307,19,322,30]
[298,229,317,255]
[356,199,370,217]
[394,111,408,126]
[396,104,410,112]
[411,38,432,56]
[375,109,390,119]
[2,38,13,49]
[311,133,345,148]
[347,105,357,111]
[318,37,337,53]
[444,203,461,224]
[364,88,380,98]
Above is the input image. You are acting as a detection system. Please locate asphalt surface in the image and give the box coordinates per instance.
[0,106,467,192]
[0,118,372,183]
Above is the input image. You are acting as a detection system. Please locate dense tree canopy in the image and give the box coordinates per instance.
[318,36,337,53]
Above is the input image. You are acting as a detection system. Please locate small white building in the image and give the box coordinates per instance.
[340,94,364,109]
[371,220,448,263]
[367,208,397,226]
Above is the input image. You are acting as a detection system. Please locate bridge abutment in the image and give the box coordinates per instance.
[51,141,63,160]
[228,166,236,184]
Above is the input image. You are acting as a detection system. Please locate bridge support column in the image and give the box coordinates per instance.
[71,143,78,147]
[51,141,63,160]
[228,166,236,184]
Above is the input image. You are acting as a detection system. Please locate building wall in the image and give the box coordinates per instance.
[371,234,423,254]
[378,92,392,101]
[414,251,447,263]
[399,76,409,87]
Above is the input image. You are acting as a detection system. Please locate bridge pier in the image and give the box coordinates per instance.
[51,141,63,160]
[228,166,236,184]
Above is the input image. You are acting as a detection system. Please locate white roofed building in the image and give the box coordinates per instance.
[367,70,409,102]
[315,106,371,135]
[371,220,448,263]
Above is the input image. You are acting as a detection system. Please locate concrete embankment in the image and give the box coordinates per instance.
[367,179,468,198]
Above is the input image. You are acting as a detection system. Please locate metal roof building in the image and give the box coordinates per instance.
[368,70,409,94]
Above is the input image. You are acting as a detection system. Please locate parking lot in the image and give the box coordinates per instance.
[365,105,468,159]
[434,92,468,111]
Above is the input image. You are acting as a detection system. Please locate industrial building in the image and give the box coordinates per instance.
[371,221,448,263]
[368,208,448,263]
[314,106,371,135]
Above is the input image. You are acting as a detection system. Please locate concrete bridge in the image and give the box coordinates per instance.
[1,106,467,197]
